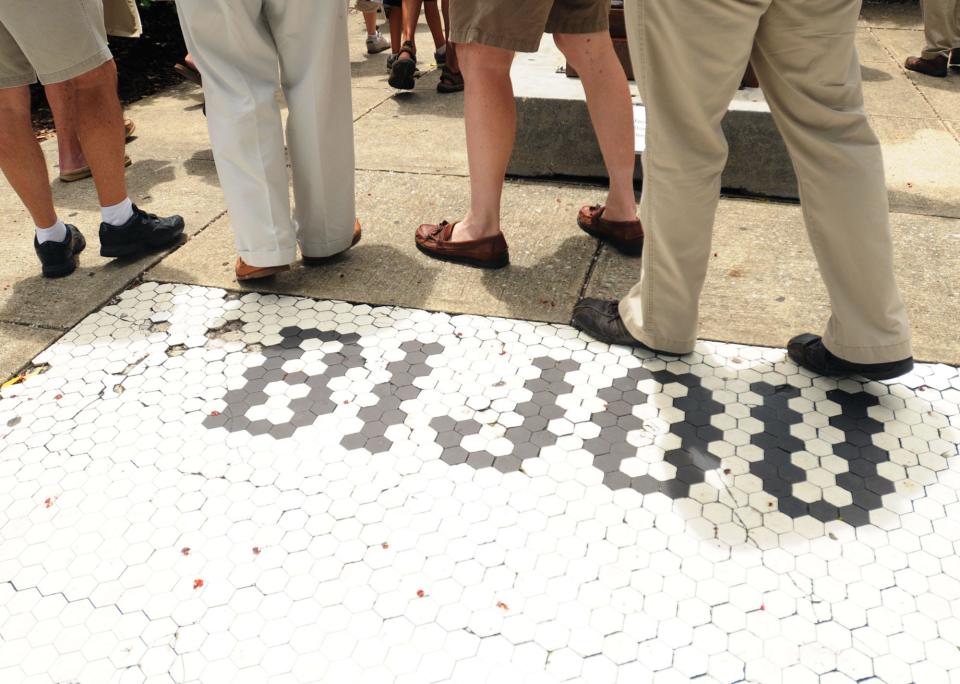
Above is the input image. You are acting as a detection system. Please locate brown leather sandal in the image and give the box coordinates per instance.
[437,65,464,94]
[389,41,418,90]
[415,221,509,269]
[577,205,644,256]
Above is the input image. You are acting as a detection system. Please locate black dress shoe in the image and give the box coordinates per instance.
[100,205,185,258]
[572,298,677,354]
[35,225,86,278]
[951,48,960,68]
[787,333,914,381]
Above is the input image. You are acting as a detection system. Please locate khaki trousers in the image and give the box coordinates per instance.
[619,0,912,364]
[104,0,142,38]
[921,0,960,59]
[175,0,356,267]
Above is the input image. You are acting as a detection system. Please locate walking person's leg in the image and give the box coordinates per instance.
[45,61,128,209]
[553,31,638,248]
[573,0,763,353]
[906,0,957,76]
[416,0,569,268]
[363,8,390,54]
[450,43,516,242]
[0,1,183,277]
[0,85,58,230]
[176,0,295,279]
[265,0,358,262]
[441,0,459,71]
[753,0,912,376]
[423,0,447,57]
[389,0,423,89]
[436,0,464,93]
[385,0,403,58]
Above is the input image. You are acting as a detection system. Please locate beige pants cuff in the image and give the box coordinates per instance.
[619,301,697,356]
[240,247,299,269]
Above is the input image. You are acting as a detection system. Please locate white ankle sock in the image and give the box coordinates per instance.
[36,219,68,244]
[101,197,135,227]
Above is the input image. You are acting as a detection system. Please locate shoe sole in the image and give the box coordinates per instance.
[415,242,509,270]
[42,256,79,278]
[577,218,644,256]
[437,82,464,94]
[788,350,914,382]
[237,265,291,282]
[100,229,184,258]
[389,59,417,90]
[905,65,948,77]
[855,365,915,382]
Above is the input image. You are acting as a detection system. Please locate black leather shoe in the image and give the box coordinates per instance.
[951,48,959,68]
[787,333,914,381]
[572,298,678,354]
[35,225,86,278]
[100,205,185,258]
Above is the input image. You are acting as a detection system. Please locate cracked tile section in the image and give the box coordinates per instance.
[0,282,958,684]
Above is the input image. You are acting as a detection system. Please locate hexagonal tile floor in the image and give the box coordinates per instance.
[1,283,958,684]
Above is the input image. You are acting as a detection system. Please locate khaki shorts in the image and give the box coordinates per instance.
[450,0,610,53]
[0,0,112,88]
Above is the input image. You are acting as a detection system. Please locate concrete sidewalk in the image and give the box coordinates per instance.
[0,4,958,379]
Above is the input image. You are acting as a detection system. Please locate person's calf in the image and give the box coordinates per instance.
[0,86,58,229]
[554,32,637,223]
[49,61,129,208]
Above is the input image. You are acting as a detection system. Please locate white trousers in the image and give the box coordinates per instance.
[620,0,913,364]
[175,0,356,267]
[921,0,960,59]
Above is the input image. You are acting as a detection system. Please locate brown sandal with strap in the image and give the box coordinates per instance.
[437,65,464,94]
[389,41,418,90]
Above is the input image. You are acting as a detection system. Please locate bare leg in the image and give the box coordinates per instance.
[45,60,127,207]
[46,88,88,175]
[401,0,422,47]
[555,32,636,222]
[453,43,515,241]
[387,5,403,53]
[424,1,446,52]
[363,10,378,35]
[0,86,57,228]
[441,0,459,72]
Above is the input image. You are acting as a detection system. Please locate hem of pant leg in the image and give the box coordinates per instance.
[37,49,113,86]
[618,301,696,356]
[238,248,298,269]
[920,48,952,60]
[448,28,538,53]
[0,72,38,88]
[821,337,914,365]
[545,19,610,36]
[299,234,355,259]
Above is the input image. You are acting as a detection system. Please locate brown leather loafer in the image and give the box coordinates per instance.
[415,221,509,269]
[302,219,362,266]
[905,54,948,77]
[577,205,644,256]
[236,257,290,282]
